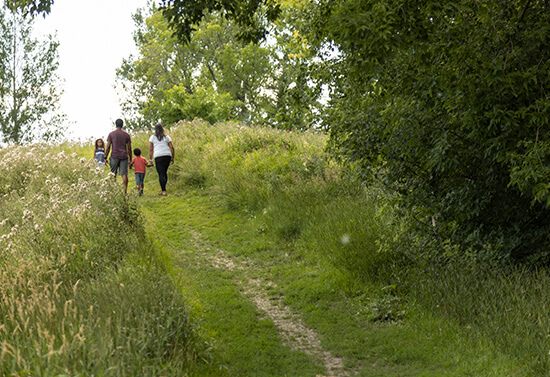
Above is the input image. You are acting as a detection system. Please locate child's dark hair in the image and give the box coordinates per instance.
[95,139,104,149]
[134,148,141,156]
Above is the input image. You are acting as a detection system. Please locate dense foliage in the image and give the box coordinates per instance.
[116,3,321,131]
[159,0,281,43]
[4,0,53,16]
[316,1,550,263]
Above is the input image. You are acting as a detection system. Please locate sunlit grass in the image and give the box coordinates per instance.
[152,120,545,375]
[0,143,204,375]
[4,121,550,375]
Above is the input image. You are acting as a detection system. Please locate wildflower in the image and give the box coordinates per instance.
[22,210,32,221]
[0,219,8,227]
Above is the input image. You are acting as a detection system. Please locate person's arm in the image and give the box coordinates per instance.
[126,139,132,161]
[168,141,175,164]
[105,141,111,161]
[149,141,154,164]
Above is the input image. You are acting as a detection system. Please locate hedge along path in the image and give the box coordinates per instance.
[189,229,351,377]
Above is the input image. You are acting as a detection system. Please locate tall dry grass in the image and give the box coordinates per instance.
[0,144,203,376]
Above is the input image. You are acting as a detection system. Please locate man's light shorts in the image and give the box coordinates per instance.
[109,158,128,176]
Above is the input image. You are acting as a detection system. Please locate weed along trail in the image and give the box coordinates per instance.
[140,191,351,377]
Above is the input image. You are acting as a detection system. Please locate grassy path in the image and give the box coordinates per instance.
[137,187,522,377]
[139,190,330,376]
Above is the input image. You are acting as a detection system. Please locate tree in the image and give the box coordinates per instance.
[116,9,254,128]
[157,0,323,128]
[4,0,53,16]
[0,5,66,144]
[316,0,550,263]
[159,0,281,44]
[265,0,322,130]
[117,6,320,130]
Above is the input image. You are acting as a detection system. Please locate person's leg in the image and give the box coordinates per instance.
[135,173,145,195]
[119,159,129,194]
[155,156,171,194]
[110,158,120,178]
[122,175,129,194]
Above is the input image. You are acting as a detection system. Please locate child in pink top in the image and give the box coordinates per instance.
[129,148,153,196]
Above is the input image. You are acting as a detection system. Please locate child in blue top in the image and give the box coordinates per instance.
[93,138,106,166]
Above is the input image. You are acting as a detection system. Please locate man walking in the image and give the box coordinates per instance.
[105,118,132,194]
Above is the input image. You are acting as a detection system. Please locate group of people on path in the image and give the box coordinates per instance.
[93,119,175,196]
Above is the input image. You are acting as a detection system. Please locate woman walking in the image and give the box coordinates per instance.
[149,123,175,196]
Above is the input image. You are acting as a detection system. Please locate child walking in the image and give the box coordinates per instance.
[129,148,152,196]
[93,139,106,166]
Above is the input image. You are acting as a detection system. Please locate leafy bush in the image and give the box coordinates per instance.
[158,85,243,125]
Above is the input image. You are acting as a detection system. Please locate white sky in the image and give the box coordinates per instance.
[33,0,152,141]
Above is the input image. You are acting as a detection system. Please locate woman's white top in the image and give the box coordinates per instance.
[149,134,172,159]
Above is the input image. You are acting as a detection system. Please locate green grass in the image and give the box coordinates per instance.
[138,184,525,376]
[2,121,546,375]
[139,192,325,376]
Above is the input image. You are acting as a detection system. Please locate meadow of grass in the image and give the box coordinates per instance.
[0,144,205,375]
[3,120,550,375]
[133,119,547,375]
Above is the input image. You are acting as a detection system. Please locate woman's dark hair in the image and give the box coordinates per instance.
[155,123,166,141]
[95,138,104,149]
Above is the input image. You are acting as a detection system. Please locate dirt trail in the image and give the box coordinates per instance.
[194,231,351,377]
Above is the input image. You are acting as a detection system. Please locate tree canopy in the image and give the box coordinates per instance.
[159,0,281,43]
[116,4,321,130]
[319,0,550,263]
[4,0,53,16]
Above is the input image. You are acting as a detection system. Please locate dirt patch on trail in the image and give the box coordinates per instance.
[207,250,350,377]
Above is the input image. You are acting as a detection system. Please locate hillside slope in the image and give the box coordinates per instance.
[134,120,524,376]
